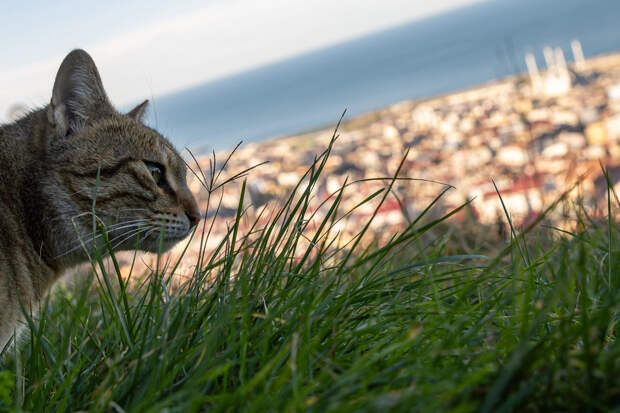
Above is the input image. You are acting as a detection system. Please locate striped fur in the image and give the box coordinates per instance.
[0,49,200,350]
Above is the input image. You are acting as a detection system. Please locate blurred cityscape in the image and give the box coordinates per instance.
[174,44,620,263]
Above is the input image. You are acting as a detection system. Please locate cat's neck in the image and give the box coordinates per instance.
[0,109,82,273]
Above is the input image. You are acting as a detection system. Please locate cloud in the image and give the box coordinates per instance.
[0,0,477,121]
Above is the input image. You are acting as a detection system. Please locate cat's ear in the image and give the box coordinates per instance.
[47,49,112,136]
[127,99,149,122]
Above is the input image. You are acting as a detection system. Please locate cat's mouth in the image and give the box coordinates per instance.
[114,213,193,253]
[65,212,194,257]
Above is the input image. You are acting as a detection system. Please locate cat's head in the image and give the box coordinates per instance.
[45,49,200,260]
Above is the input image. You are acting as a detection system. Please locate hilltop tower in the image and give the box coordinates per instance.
[571,39,586,71]
[543,46,555,69]
[528,46,572,97]
[554,47,568,74]
[525,52,542,91]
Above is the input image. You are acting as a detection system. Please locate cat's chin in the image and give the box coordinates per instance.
[137,235,187,254]
[65,230,190,259]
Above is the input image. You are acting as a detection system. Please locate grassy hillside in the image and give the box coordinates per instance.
[1,132,619,412]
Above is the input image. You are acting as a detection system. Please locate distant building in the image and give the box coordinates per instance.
[527,46,572,96]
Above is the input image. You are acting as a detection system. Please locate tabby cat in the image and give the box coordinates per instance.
[0,49,201,350]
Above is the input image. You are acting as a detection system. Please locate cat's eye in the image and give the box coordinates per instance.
[144,161,165,187]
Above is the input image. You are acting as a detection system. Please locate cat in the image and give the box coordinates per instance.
[0,49,201,351]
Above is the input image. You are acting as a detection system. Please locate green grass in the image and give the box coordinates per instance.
[1,129,619,412]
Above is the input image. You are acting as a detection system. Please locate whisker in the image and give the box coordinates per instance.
[103,219,149,231]
[81,221,148,240]
[91,228,147,257]
[111,226,156,251]
[70,209,150,221]
[115,208,149,213]
[66,188,98,197]
[55,222,149,258]
[103,224,151,246]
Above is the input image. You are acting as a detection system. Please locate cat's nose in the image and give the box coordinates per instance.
[180,186,201,227]
[186,210,201,227]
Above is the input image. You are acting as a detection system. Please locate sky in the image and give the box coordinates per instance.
[0,0,480,121]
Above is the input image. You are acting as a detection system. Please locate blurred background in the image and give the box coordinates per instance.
[2,0,620,247]
[2,0,619,150]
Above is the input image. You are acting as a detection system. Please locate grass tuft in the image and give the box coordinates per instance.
[1,126,619,412]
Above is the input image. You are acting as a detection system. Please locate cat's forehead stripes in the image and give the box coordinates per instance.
[99,118,181,165]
